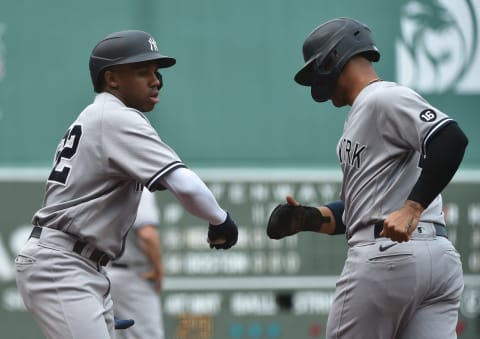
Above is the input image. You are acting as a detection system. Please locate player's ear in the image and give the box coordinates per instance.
[104,69,119,89]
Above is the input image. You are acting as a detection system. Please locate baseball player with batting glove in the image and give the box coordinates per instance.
[267,17,468,339]
[14,30,238,339]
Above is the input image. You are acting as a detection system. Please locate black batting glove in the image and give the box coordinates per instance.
[208,212,238,249]
[267,204,330,239]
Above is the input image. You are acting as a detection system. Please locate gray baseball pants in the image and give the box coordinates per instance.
[326,223,464,339]
[15,228,115,339]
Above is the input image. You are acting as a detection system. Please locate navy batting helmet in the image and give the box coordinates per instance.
[89,30,176,92]
[294,18,380,102]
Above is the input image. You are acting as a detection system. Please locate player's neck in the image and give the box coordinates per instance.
[348,63,380,104]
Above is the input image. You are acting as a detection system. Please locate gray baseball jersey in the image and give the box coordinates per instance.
[32,92,185,258]
[326,81,463,338]
[16,92,184,339]
[338,81,450,235]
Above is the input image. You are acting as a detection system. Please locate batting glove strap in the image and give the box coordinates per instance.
[267,204,330,239]
[208,212,239,249]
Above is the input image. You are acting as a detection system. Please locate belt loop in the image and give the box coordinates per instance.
[73,241,86,254]
[29,226,43,239]
[90,250,110,267]
[374,222,383,238]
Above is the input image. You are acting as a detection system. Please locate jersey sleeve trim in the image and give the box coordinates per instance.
[146,161,186,190]
[422,118,453,156]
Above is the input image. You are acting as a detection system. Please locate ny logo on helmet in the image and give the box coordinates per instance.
[148,37,159,52]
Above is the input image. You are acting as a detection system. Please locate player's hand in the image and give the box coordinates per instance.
[142,266,163,292]
[380,200,423,242]
[266,194,330,239]
[286,194,300,206]
[207,212,238,249]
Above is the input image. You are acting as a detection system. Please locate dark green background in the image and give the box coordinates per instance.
[0,0,478,168]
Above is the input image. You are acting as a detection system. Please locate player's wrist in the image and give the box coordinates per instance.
[404,200,424,216]
[298,205,330,232]
[324,200,346,235]
[154,266,163,277]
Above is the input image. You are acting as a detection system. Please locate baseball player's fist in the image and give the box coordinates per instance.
[208,212,238,250]
[267,196,330,239]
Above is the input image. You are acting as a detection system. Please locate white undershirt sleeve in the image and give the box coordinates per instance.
[159,167,227,225]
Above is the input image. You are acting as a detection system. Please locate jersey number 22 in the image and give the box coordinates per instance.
[48,125,82,184]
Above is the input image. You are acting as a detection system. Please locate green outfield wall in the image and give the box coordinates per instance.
[0,169,479,338]
[0,0,479,168]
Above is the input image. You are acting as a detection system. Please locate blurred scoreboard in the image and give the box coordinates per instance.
[0,168,479,338]
[156,169,480,339]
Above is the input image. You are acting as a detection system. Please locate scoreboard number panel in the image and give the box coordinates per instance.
[154,169,480,339]
[0,169,478,338]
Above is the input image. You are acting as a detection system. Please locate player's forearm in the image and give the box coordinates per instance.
[138,226,163,276]
[142,240,162,273]
[160,168,227,224]
[408,122,468,208]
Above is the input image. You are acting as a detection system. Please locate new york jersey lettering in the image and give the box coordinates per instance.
[338,138,366,169]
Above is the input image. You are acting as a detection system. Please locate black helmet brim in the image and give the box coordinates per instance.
[294,57,316,86]
[109,53,176,69]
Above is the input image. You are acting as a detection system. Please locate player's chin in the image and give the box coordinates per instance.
[140,99,158,112]
[149,96,160,108]
[331,97,346,108]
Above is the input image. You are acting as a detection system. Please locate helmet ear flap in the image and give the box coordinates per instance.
[311,84,331,102]
[310,52,341,102]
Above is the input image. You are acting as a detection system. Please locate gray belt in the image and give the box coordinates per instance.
[373,222,448,238]
[348,221,448,246]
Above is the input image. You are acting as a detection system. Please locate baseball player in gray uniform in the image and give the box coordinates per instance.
[14,30,238,339]
[108,189,165,339]
[267,18,468,339]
